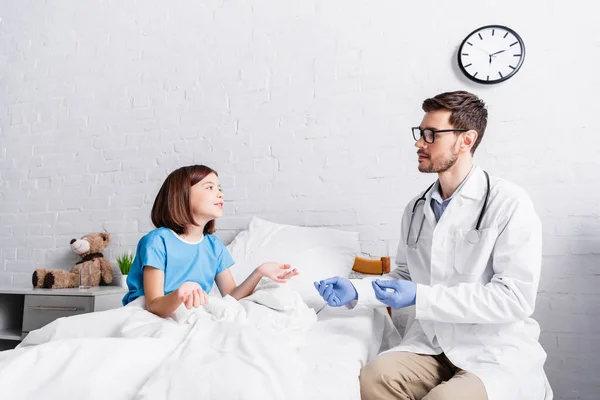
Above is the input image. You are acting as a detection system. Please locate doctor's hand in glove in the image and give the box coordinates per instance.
[314,276,358,307]
[371,279,416,309]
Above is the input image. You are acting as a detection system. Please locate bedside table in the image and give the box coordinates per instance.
[0,286,126,350]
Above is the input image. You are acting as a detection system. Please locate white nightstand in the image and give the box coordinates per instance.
[0,286,127,350]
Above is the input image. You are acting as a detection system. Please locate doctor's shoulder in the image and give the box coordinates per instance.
[404,190,429,212]
[489,176,541,223]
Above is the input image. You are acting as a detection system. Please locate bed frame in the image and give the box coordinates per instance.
[351,256,392,317]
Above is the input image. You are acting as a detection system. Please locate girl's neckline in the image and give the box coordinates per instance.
[167,228,205,245]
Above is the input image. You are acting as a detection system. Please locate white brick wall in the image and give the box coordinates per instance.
[1,0,599,397]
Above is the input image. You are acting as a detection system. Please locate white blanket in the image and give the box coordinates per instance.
[0,283,317,400]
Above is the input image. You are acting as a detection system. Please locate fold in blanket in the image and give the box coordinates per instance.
[0,283,317,400]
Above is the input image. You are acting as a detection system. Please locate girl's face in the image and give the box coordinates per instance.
[189,172,224,223]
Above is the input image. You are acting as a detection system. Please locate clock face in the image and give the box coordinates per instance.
[457,25,525,84]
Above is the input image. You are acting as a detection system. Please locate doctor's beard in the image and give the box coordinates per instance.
[418,140,459,174]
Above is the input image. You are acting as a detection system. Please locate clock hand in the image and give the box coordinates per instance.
[490,49,507,64]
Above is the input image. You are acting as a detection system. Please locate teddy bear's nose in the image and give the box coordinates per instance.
[70,239,76,245]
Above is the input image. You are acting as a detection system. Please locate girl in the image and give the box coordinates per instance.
[122,165,298,318]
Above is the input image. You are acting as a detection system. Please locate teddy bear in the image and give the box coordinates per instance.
[32,232,114,289]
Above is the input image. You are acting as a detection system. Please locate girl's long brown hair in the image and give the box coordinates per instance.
[151,165,218,235]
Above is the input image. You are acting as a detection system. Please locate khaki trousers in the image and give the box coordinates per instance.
[359,351,488,400]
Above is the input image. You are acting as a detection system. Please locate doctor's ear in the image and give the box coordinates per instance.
[462,130,478,150]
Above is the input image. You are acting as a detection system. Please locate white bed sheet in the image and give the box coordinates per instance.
[0,286,401,400]
[303,306,402,400]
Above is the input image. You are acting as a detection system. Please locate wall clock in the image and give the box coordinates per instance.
[458,25,525,84]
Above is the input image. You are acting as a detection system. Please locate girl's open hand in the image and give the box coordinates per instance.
[177,281,208,309]
[257,262,299,283]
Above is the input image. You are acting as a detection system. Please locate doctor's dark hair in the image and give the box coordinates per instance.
[422,91,488,154]
[151,164,218,235]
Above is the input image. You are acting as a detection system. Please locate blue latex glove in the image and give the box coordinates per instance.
[314,276,358,307]
[371,279,417,309]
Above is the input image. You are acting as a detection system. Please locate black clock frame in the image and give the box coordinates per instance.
[457,25,526,85]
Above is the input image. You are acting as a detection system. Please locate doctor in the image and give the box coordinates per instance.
[315,91,551,400]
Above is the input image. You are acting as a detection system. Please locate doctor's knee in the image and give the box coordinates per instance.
[359,361,390,399]
[359,360,382,386]
[359,356,409,398]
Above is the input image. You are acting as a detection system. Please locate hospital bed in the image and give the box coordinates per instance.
[302,255,398,399]
[0,252,401,399]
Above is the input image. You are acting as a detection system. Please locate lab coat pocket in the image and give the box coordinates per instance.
[453,228,498,276]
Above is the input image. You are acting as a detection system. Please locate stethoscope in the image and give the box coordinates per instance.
[406,171,490,248]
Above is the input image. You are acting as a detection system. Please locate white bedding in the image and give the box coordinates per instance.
[0,283,401,400]
[302,306,402,400]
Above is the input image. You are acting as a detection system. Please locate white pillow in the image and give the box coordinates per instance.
[224,217,359,312]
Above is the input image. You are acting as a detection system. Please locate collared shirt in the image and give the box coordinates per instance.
[430,167,475,222]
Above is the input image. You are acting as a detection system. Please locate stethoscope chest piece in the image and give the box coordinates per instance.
[466,229,481,244]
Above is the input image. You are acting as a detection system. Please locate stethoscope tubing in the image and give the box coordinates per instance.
[407,171,490,247]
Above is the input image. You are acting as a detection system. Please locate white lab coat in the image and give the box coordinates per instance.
[352,166,552,400]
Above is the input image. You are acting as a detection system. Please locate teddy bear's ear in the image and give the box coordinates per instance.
[99,232,111,243]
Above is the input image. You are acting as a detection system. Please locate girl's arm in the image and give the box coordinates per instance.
[215,268,261,300]
[143,267,206,318]
[215,263,299,300]
[143,267,182,317]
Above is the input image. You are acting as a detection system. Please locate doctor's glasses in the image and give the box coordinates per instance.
[411,127,469,144]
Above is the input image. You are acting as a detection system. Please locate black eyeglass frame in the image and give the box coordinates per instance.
[411,127,469,144]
